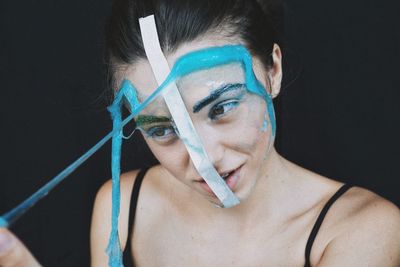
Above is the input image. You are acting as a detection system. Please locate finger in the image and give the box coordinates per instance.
[0,229,41,267]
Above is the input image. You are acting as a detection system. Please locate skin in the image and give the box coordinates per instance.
[90,35,400,267]
[1,34,398,267]
[0,228,41,267]
[0,17,396,267]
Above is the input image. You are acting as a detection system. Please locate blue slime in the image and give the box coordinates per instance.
[0,45,276,267]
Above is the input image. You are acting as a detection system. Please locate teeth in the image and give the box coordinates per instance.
[221,173,230,178]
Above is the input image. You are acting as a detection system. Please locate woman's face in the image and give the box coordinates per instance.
[123,36,282,206]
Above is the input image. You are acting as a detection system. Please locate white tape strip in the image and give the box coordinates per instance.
[139,15,239,208]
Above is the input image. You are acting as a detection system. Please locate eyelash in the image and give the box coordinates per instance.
[145,125,177,141]
[143,99,241,140]
[209,99,240,120]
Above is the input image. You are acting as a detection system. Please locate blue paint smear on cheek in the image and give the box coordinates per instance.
[242,53,276,137]
[258,84,276,136]
[262,116,269,132]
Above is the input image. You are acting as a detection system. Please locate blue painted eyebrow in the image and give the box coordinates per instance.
[192,83,245,113]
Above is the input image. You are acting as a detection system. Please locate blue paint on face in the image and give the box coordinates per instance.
[123,45,276,137]
[262,117,269,132]
[120,79,141,111]
[106,44,277,267]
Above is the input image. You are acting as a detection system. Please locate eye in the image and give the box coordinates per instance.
[145,125,176,141]
[209,100,240,120]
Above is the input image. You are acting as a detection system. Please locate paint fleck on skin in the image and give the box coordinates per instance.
[262,118,269,132]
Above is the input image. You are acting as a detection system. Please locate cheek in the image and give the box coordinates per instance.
[234,124,269,154]
[145,139,191,179]
[234,98,269,147]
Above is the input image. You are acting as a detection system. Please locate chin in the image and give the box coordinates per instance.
[200,181,257,209]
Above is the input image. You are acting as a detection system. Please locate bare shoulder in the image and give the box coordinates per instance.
[92,170,141,233]
[90,165,173,251]
[336,186,400,236]
[317,186,400,266]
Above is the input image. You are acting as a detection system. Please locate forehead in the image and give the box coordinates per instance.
[121,35,267,99]
[133,62,247,116]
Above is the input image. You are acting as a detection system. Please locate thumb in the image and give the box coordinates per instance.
[0,228,41,267]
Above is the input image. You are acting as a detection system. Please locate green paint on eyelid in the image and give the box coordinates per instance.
[136,115,171,126]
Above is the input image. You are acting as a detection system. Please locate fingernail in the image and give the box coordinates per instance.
[0,231,13,253]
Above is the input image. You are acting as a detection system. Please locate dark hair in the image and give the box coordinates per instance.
[105,0,284,90]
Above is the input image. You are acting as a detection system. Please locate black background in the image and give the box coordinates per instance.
[0,0,399,266]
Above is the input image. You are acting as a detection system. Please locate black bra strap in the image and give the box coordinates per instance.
[304,184,352,267]
[123,167,150,266]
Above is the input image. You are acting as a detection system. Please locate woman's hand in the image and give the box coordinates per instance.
[0,228,41,267]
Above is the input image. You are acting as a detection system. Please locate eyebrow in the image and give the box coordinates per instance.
[135,115,171,127]
[192,83,245,113]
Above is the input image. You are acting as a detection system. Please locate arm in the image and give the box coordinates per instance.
[317,198,400,267]
[90,170,139,267]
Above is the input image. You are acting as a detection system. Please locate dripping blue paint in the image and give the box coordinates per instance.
[0,45,276,267]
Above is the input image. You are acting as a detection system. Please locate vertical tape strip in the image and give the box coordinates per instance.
[139,15,239,208]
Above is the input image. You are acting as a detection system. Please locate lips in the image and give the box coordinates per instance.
[195,165,242,195]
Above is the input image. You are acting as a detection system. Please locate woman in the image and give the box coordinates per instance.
[0,0,398,267]
[90,0,400,266]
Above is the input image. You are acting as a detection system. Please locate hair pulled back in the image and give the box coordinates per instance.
[105,0,284,89]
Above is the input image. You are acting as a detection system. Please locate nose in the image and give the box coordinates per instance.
[195,124,225,169]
